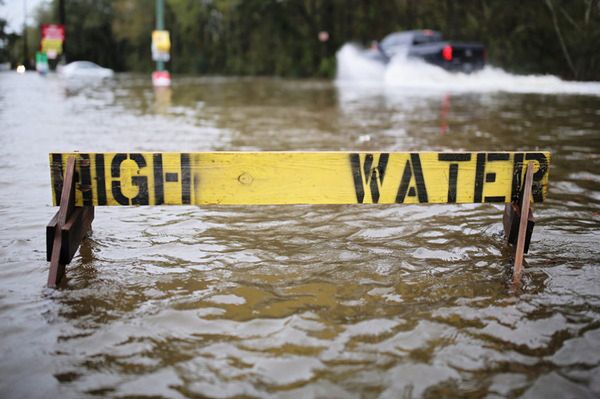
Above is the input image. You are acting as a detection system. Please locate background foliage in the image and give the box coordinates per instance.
[1,0,599,80]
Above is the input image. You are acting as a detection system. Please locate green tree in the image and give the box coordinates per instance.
[32,0,600,80]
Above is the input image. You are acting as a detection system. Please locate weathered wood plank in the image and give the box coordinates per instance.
[513,162,535,283]
[47,157,76,288]
[503,202,535,254]
[49,152,550,206]
[47,157,95,288]
[47,207,95,264]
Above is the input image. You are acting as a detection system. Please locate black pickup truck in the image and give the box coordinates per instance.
[367,30,486,73]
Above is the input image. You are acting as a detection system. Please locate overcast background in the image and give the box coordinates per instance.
[1,0,48,32]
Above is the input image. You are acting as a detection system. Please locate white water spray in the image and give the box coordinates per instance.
[335,44,600,96]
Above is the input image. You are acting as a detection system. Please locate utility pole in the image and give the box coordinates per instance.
[152,0,170,86]
[59,0,65,63]
[22,0,28,68]
[59,0,65,25]
[156,0,164,72]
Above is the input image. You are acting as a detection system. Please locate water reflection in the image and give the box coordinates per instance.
[439,94,451,135]
[153,86,172,114]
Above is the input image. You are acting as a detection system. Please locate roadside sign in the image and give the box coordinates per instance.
[35,52,49,74]
[151,30,171,62]
[41,24,65,60]
[49,152,550,206]
[46,153,547,287]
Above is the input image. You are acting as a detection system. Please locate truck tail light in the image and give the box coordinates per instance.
[442,45,453,61]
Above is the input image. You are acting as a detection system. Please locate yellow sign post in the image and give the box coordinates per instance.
[151,30,171,61]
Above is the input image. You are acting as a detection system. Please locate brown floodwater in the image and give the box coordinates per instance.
[0,72,599,398]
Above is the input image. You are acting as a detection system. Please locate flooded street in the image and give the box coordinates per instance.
[1,71,599,398]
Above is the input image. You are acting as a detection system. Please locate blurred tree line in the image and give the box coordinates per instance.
[2,0,599,80]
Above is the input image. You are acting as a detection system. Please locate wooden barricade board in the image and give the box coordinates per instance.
[49,152,550,206]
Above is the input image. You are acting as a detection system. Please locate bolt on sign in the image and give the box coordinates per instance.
[151,30,171,62]
[49,152,550,206]
[41,24,65,60]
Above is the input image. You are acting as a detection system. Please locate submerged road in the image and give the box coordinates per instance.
[0,72,599,398]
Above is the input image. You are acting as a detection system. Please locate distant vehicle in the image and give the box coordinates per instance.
[58,61,114,78]
[367,30,486,73]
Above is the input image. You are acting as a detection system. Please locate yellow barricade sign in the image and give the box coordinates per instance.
[49,152,550,206]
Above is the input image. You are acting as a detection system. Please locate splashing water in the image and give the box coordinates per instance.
[335,44,600,96]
